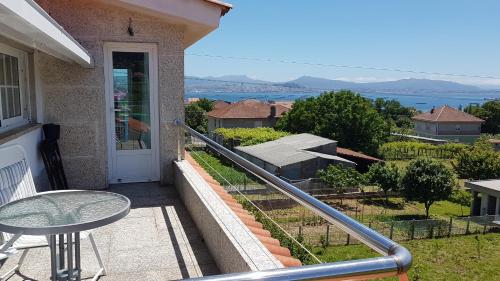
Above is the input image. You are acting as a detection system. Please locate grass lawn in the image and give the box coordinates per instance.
[313,233,500,281]
[188,149,256,186]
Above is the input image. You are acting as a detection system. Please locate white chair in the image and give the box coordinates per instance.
[0,145,106,281]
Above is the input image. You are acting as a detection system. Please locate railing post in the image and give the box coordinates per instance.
[389,222,394,240]
[346,233,350,245]
[448,217,453,237]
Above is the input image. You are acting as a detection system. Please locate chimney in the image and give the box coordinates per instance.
[430,107,435,114]
[270,105,276,117]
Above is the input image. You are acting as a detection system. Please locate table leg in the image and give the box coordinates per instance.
[49,235,57,281]
[75,232,81,281]
[67,233,73,280]
[58,234,65,270]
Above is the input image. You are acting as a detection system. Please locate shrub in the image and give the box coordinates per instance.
[317,164,364,204]
[214,127,290,147]
[401,158,455,218]
[365,163,401,204]
[454,143,500,180]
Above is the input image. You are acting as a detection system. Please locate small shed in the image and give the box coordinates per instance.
[234,134,355,180]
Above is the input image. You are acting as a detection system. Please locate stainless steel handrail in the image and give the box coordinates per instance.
[176,121,412,280]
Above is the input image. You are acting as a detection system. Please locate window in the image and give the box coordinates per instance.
[0,44,27,130]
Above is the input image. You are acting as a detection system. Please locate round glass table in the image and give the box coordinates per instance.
[0,190,130,281]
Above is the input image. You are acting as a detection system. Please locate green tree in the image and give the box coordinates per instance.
[365,163,401,204]
[454,140,500,180]
[401,158,455,218]
[373,98,417,129]
[317,164,364,204]
[277,91,389,155]
[465,101,500,134]
[194,98,215,112]
[184,98,215,134]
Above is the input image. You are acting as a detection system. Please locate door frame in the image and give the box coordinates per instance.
[103,42,160,184]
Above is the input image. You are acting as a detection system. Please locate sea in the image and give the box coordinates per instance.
[185,91,500,111]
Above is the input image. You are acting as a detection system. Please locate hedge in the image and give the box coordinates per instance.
[214,127,290,147]
[379,141,468,160]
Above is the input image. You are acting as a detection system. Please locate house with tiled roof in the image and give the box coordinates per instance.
[412,105,484,143]
[207,100,290,132]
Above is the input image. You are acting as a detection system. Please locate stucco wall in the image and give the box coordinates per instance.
[34,0,184,188]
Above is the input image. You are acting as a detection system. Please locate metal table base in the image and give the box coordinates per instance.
[49,232,81,281]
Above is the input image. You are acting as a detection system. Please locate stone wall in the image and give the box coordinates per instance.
[34,0,185,188]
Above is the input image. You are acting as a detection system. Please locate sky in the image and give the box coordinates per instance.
[186,0,500,88]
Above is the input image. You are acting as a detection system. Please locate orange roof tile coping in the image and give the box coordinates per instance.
[412,105,484,123]
[184,152,302,267]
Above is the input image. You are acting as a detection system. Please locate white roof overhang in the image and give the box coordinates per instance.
[0,0,93,67]
[100,0,231,48]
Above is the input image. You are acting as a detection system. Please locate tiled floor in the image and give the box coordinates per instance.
[0,183,219,281]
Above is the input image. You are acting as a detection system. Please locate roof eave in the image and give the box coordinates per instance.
[0,0,93,67]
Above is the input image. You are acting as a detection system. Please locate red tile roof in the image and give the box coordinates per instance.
[185,152,302,268]
[207,100,290,119]
[213,100,231,110]
[412,105,484,123]
[336,147,382,162]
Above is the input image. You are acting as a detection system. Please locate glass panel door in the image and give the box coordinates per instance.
[105,43,159,184]
[112,52,151,150]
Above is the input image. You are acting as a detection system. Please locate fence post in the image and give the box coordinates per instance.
[410,220,415,240]
[346,233,350,245]
[368,221,372,229]
[448,217,453,237]
[389,221,394,240]
[243,175,247,191]
[299,226,303,237]
[483,215,488,234]
[325,225,330,246]
[465,216,471,234]
[429,224,434,239]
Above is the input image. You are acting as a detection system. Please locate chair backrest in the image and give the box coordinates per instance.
[0,145,37,242]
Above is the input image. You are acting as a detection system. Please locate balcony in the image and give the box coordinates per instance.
[0,123,412,281]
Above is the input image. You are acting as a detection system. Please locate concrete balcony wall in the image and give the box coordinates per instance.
[174,160,284,273]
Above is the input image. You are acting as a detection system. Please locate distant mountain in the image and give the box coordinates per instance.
[185,75,486,94]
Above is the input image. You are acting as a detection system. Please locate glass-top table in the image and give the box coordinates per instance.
[0,190,130,281]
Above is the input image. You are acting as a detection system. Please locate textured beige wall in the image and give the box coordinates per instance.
[35,0,185,188]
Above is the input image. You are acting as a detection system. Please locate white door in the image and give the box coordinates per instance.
[104,43,160,183]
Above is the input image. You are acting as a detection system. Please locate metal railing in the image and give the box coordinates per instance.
[175,120,412,280]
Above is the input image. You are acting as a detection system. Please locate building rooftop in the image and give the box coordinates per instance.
[207,100,289,119]
[465,179,500,197]
[336,147,382,162]
[235,133,354,168]
[412,105,484,123]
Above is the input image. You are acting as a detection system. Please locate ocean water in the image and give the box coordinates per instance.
[185,91,500,111]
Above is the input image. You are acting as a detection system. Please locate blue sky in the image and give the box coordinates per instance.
[186,0,500,88]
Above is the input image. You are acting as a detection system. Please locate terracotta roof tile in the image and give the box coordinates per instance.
[185,152,302,267]
[412,105,484,123]
[336,147,382,162]
[207,100,290,119]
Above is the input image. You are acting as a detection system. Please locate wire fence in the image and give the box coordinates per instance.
[285,215,499,247]
[185,138,499,259]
